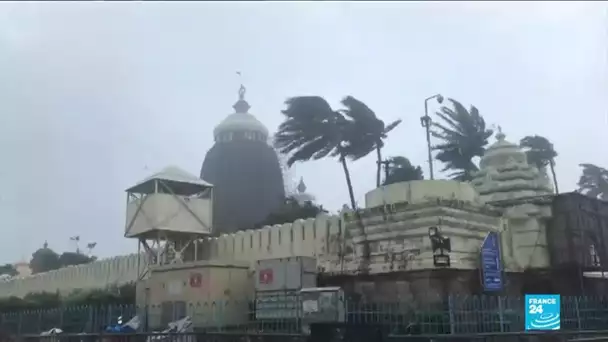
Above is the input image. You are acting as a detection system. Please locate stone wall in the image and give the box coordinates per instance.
[0,253,145,298]
[0,214,344,299]
[0,179,543,299]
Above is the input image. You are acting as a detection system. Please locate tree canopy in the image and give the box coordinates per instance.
[383,156,424,186]
[29,246,61,274]
[337,96,401,187]
[519,135,557,170]
[255,196,327,228]
[274,96,346,167]
[0,283,135,312]
[578,163,608,200]
[0,264,18,277]
[59,252,97,267]
[520,135,559,193]
[431,98,493,181]
[29,243,96,274]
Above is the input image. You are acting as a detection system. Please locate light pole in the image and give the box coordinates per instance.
[420,94,444,180]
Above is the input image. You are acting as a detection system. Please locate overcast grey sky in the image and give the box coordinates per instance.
[0,1,606,263]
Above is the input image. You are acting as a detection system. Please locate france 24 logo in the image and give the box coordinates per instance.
[525,294,560,330]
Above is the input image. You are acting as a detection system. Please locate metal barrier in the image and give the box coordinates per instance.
[17,333,306,342]
[1,295,608,337]
[9,331,608,342]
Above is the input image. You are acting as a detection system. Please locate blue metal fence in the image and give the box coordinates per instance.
[1,295,608,336]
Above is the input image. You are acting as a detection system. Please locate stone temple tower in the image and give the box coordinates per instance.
[471,128,554,271]
[200,84,285,234]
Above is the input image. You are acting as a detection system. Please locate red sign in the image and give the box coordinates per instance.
[190,273,202,288]
[259,269,274,284]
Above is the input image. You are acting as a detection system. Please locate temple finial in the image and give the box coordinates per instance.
[238,84,246,100]
[495,125,505,141]
[43,240,48,249]
[233,71,251,113]
[297,177,307,193]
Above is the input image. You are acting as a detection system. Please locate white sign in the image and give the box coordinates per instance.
[302,300,319,313]
[168,280,183,296]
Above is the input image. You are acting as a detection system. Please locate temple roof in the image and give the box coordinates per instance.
[479,127,527,169]
[472,128,553,203]
[126,166,213,195]
[213,84,269,140]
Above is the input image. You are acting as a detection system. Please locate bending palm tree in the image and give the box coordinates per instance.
[274,96,374,272]
[578,163,608,200]
[339,96,402,187]
[431,98,493,181]
[519,135,559,193]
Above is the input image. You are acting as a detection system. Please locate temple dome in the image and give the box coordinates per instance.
[213,85,269,142]
[201,84,285,234]
[213,113,269,140]
[479,129,527,169]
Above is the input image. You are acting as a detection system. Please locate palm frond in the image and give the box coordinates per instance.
[519,135,558,169]
[340,96,378,122]
[339,96,384,161]
[274,96,343,167]
[383,119,402,134]
[431,98,492,180]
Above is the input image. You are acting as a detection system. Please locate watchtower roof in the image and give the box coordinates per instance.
[126,166,213,195]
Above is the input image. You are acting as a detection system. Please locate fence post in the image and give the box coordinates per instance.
[106,304,112,329]
[575,296,582,331]
[86,305,93,333]
[17,311,22,336]
[144,304,149,332]
[448,295,455,334]
[59,306,64,330]
[498,296,505,333]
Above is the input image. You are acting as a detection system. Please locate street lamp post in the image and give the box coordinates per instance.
[420,94,444,180]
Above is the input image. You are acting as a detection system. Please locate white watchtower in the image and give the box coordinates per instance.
[124,166,213,280]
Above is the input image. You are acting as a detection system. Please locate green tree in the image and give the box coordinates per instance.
[64,283,136,306]
[431,98,493,181]
[274,96,376,272]
[255,196,327,228]
[519,135,559,193]
[22,291,61,309]
[29,242,61,274]
[0,264,18,277]
[578,163,608,200]
[58,252,96,267]
[0,296,28,312]
[383,156,424,185]
[338,97,402,187]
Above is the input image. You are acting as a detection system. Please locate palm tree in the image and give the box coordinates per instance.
[86,242,97,256]
[519,135,559,193]
[274,96,375,272]
[431,98,493,181]
[383,156,424,185]
[338,97,402,187]
[577,163,608,200]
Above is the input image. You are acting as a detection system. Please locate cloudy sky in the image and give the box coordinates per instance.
[0,1,606,263]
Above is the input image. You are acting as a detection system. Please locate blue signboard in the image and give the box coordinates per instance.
[481,232,503,291]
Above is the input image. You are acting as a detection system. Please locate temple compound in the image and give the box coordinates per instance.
[1,96,606,320]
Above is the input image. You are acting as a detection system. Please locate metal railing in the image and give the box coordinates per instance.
[12,331,608,342]
[1,295,607,337]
